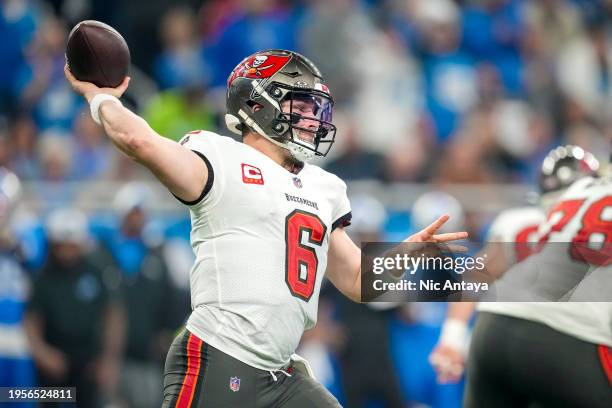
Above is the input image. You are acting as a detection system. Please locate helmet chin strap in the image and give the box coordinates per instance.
[234,110,316,162]
[287,142,314,162]
[286,128,315,162]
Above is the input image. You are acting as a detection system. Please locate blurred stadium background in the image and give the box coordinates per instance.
[0,0,610,407]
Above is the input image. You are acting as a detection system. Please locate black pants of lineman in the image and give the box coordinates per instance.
[465,312,612,408]
[161,329,341,408]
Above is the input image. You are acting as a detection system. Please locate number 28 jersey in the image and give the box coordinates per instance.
[179,131,351,370]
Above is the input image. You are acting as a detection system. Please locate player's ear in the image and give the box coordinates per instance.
[246,101,263,113]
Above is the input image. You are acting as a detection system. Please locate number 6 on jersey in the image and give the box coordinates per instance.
[285,210,327,301]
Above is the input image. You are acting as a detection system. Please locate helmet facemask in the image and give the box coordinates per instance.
[271,86,336,162]
[225,50,337,163]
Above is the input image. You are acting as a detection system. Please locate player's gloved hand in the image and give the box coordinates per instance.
[429,343,465,383]
[64,63,130,103]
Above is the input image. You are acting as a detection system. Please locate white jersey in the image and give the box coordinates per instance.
[179,131,351,370]
[480,177,612,346]
[485,206,546,263]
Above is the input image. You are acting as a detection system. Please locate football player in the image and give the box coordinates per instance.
[429,146,603,388]
[462,150,611,408]
[64,49,467,407]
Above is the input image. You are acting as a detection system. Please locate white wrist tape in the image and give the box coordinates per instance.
[439,319,468,351]
[90,94,121,125]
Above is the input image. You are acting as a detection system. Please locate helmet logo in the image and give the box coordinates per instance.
[314,83,330,94]
[252,55,268,68]
[247,55,273,76]
[228,54,291,86]
[294,80,309,88]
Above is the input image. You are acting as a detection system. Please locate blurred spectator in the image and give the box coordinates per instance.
[351,26,424,153]
[28,134,79,210]
[0,169,36,402]
[297,297,346,402]
[146,6,217,140]
[411,190,465,234]
[433,112,501,184]
[9,116,39,179]
[335,194,406,407]
[24,208,124,408]
[324,117,385,180]
[525,0,584,60]
[0,129,10,169]
[523,0,584,111]
[461,0,527,95]
[37,134,73,182]
[493,100,538,158]
[155,7,211,90]
[0,0,39,115]
[197,0,241,41]
[96,183,181,408]
[72,112,115,180]
[388,191,467,407]
[204,0,299,87]
[557,16,612,122]
[381,131,430,182]
[161,216,194,326]
[143,87,215,141]
[14,15,82,133]
[415,0,479,141]
[111,0,188,74]
[298,0,375,103]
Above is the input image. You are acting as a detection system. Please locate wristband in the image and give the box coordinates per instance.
[90,94,121,125]
[439,319,468,351]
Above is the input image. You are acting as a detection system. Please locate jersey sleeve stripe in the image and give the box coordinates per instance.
[332,211,352,231]
[174,151,215,206]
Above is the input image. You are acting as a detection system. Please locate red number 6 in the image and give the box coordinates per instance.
[285,210,327,301]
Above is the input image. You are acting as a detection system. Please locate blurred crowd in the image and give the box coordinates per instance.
[0,0,610,407]
[1,0,610,188]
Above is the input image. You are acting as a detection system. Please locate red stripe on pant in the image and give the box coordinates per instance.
[597,345,612,385]
[175,333,204,408]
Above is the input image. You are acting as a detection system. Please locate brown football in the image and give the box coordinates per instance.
[66,20,130,88]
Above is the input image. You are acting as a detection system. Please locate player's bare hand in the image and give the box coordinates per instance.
[93,357,121,393]
[38,345,69,380]
[429,343,465,383]
[64,64,130,103]
[407,215,468,244]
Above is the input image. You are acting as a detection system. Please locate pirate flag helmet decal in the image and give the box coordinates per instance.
[225,49,336,162]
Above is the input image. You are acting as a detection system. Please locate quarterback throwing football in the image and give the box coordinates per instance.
[65,49,467,407]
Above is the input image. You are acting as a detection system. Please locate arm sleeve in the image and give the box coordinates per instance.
[174,131,225,209]
[331,179,352,231]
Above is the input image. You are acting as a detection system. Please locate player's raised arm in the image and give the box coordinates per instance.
[64,65,208,203]
[326,215,468,302]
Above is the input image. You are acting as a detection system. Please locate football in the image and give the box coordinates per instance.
[66,20,130,88]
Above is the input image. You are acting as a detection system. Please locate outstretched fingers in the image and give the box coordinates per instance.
[433,231,469,243]
[418,215,449,240]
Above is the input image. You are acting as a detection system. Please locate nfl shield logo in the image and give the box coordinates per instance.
[229,376,241,392]
[292,177,302,188]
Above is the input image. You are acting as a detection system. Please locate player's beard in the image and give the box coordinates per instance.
[294,128,316,148]
[282,154,304,173]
